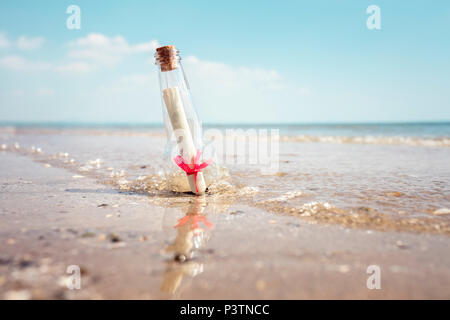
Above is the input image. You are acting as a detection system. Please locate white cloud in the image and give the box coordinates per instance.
[93,55,311,123]
[132,40,159,53]
[119,74,153,86]
[0,33,158,75]
[0,55,51,71]
[67,33,158,67]
[0,55,92,75]
[90,52,313,122]
[0,33,44,50]
[0,32,10,49]
[98,73,156,95]
[181,56,311,122]
[56,61,92,74]
[16,36,45,50]
[183,56,287,93]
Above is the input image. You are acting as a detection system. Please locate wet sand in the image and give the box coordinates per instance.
[1,151,449,299]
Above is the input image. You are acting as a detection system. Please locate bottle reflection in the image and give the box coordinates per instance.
[160,197,213,294]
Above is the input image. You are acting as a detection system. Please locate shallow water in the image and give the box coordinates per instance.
[1,124,449,235]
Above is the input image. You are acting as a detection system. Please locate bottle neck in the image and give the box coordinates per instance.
[157,59,202,147]
[155,45,202,147]
[157,61,190,93]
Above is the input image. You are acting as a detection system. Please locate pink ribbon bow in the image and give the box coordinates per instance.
[173,149,213,193]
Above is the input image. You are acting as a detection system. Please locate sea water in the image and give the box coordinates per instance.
[1,122,449,234]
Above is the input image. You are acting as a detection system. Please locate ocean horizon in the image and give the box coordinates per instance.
[2,121,450,138]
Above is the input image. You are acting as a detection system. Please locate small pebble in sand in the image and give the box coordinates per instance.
[433,208,450,216]
[7,238,16,245]
[72,175,84,179]
[396,240,408,249]
[175,254,187,263]
[105,214,113,218]
[97,203,108,208]
[44,164,51,168]
[268,220,277,224]
[108,233,121,243]
[18,255,34,268]
[14,142,20,149]
[66,228,78,234]
[1,144,7,150]
[81,231,96,238]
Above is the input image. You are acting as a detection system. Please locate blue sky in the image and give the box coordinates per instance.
[0,0,449,124]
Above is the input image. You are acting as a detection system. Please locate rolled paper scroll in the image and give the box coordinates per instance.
[162,86,207,195]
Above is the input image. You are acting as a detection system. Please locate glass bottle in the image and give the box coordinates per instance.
[155,45,215,195]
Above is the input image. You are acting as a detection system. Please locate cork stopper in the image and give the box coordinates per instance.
[155,45,179,72]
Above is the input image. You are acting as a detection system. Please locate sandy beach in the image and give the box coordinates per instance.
[0,126,449,299]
